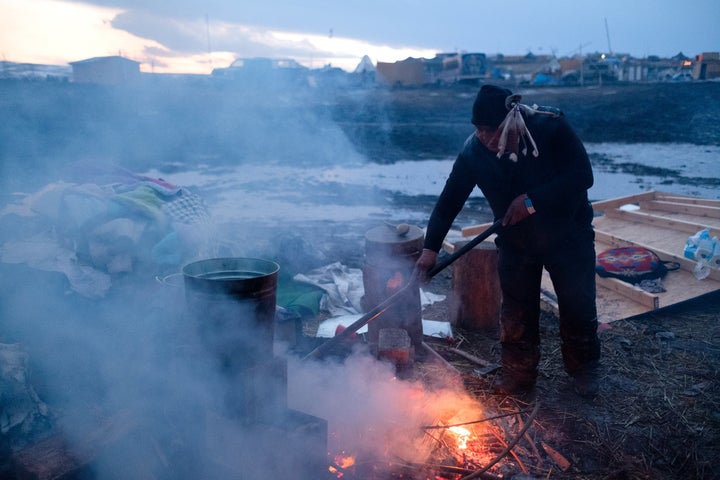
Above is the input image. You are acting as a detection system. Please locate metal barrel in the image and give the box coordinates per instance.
[183,257,279,371]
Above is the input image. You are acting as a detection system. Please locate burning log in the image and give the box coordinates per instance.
[390,459,503,480]
[458,401,540,480]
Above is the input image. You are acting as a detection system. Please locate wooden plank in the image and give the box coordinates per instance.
[461,221,495,238]
[541,268,652,323]
[655,194,720,207]
[592,234,720,310]
[593,229,720,282]
[595,276,659,309]
[595,230,708,281]
[442,239,457,253]
[592,215,710,267]
[602,208,720,237]
[594,287,654,322]
[459,191,719,324]
[640,200,720,219]
[590,191,657,212]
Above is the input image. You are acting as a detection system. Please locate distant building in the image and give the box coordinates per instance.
[693,52,720,80]
[211,57,308,86]
[489,53,557,84]
[433,53,487,84]
[0,61,71,81]
[372,50,713,87]
[375,58,426,87]
[69,56,141,84]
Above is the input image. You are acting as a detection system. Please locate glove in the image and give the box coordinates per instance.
[414,249,438,284]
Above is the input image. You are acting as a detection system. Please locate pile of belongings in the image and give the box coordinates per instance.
[0,163,212,298]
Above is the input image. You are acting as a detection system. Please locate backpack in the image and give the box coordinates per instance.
[595,246,680,283]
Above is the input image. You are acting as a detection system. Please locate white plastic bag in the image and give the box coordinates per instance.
[684,228,719,280]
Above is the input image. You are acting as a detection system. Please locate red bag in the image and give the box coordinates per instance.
[595,246,679,283]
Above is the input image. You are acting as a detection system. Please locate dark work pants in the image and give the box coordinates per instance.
[497,232,600,383]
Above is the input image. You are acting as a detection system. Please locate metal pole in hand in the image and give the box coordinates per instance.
[427,219,502,278]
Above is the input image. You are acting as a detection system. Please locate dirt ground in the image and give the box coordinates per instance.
[415,259,720,480]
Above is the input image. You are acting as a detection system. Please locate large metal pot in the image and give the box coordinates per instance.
[182,257,280,372]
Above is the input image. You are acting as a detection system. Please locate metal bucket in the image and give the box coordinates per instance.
[183,257,280,372]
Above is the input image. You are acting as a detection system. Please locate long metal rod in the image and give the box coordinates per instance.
[427,219,502,277]
[302,219,502,361]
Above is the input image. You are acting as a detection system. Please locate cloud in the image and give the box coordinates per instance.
[9,0,720,74]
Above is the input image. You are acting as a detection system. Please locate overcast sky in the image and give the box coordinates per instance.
[1,0,718,73]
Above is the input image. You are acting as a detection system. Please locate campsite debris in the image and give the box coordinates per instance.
[540,441,571,471]
[0,343,49,438]
[0,167,211,298]
[449,347,496,368]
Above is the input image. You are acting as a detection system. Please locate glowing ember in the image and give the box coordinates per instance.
[386,271,404,291]
[335,454,355,468]
[448,425,472,450]
[329,453,355,477]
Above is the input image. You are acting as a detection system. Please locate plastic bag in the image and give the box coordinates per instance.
[684,229,720,280]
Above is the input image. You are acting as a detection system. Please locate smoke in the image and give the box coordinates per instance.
[0,74,381,478]
[288,351,489,468]
[0,72,487,479]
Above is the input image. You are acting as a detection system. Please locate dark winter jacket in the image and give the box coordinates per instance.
[424,110,594,254]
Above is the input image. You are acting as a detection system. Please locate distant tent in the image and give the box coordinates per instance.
[354,55,375,74]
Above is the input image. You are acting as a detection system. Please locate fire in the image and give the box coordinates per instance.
[448,425,472,450]
[329,453,355,477]
[335,454,355,468]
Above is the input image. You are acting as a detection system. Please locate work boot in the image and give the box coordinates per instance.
[572,370,599,398]
[492,374,535,396]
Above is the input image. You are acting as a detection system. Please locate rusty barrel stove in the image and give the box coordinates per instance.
[362,224,424,363]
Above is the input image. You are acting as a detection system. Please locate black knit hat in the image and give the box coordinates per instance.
[471,84,513,127]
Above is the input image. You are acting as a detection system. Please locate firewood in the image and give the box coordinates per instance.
[449,347,496,368]
[541,441,571,471]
